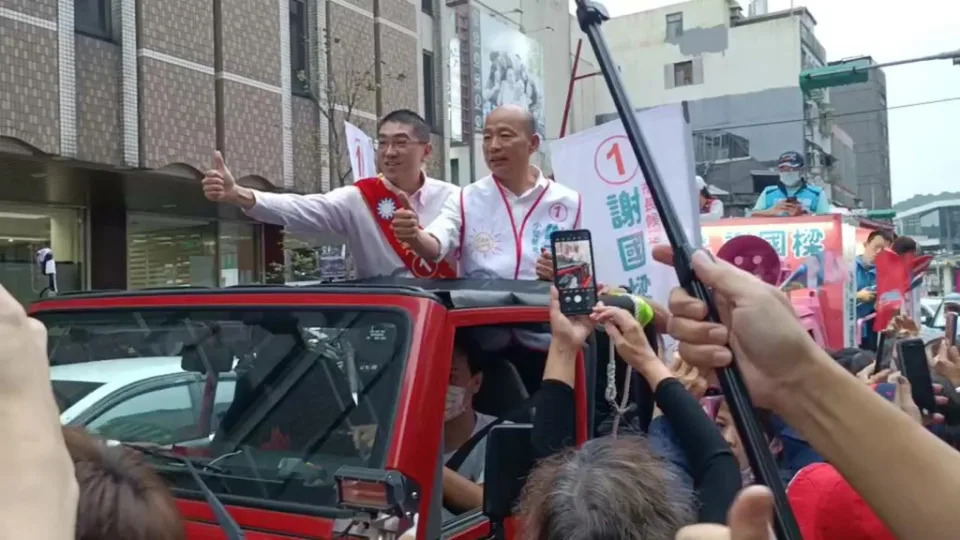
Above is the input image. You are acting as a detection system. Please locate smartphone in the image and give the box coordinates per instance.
[700,395,723,421]
[550,229,598,315]
[785,196,798,204]
[874,331,895,374]
[947,312,958,347]
[898,338,937,415]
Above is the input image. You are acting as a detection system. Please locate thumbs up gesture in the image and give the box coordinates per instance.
[202,151,238,204]
[392,192,420,241]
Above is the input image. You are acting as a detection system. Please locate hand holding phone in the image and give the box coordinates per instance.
[550,229,598,316]
[873,331,894,375]
[946,312,957,347]
[898,338,937,415]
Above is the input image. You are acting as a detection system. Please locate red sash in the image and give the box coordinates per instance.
[354,177,457,279]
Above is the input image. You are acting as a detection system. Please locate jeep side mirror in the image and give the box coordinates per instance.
[483,423,535,539]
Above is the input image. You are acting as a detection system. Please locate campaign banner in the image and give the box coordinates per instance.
[702,214,857,349]
[549,104,700,309]
[345,121,377,182]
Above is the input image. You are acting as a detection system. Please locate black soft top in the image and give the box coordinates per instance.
[31,278,552,311]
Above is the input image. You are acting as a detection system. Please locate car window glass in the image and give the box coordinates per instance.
[52,380,104,412]
[87,383,195,445]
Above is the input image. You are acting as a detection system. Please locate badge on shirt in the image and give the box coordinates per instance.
[469,228,503,259]
[377,198,397,220]
[548,202,568,222]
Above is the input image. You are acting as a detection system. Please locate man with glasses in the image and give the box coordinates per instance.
[393,105,581,280]
[750,151,829,217]
[201,109,459,278]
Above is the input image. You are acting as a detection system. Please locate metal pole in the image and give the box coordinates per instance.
[559,39,584,139]
[572,2,801,538]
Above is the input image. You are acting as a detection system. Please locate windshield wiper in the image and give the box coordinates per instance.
[129,445,228,474]
[125,445,244,540]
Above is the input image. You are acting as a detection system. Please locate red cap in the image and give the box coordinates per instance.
[788,463,895,540]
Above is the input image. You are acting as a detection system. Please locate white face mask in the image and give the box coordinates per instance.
[444,386,467,422]
[779,171,802,187]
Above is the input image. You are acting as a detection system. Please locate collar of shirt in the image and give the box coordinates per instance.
[495,166,549,201]
[380,172,435,210]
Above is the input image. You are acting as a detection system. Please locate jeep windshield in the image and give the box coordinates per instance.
[36,307,409,515]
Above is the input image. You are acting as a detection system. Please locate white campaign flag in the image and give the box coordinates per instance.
[549,103,700,311]
[345,121,377,181]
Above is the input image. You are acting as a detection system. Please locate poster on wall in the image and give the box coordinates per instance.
[471,8,545,136]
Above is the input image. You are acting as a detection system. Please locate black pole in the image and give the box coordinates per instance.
[573,2,800,538]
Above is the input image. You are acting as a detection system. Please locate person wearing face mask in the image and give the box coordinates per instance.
[750,151,830,217]
[441,338,495,517]
[713,401,790,487]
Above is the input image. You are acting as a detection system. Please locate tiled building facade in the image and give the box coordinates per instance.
[0,0,433,304]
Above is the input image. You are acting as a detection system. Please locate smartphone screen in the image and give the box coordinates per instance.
[550,229,598,315]
[946,312,958,347]
[874,331,895,373]
[898,338,936,414]
[785,196,798,204]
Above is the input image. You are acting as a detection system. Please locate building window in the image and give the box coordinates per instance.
[666,12,683,39]
[421,0,433,16]
[75,0,113,41]
[422,50,437,131]
[290,0,310,96]
[674,61,693,86]
[450,158,460,185]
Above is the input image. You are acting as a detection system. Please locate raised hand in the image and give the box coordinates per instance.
[391,192,420,241]
[536,249,554,281]
[202,151,238,203]
[652,245,820,408]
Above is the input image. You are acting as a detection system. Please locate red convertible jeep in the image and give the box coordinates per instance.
[30,279,601,539]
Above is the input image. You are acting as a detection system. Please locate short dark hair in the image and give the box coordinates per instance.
[866,229,895,244]
[453,334,483,375]
[828,348,875,375]
[892,236,918,255]
[378,109,430,142]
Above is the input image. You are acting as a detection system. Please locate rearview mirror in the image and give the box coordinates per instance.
[483,423,535,532]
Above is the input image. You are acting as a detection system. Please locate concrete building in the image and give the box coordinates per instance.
[829,124,858,208]
[577,0,833,214]
[828,55,892,210]
[0,0,424,304]
[896,197,960,295]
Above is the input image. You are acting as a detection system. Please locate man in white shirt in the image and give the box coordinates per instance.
[201,109,459,279]
[393,105,581,280]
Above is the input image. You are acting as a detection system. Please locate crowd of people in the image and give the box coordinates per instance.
[8,103,959,539]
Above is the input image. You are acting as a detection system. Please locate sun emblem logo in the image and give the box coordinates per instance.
[377,198,397,220]
[470,229,503,259]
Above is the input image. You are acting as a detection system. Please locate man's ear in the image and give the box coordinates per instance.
[529,133,541,154]
[422,142,434,164]
[470,372,483,394]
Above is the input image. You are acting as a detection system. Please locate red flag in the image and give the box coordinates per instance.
[873,248,911,332]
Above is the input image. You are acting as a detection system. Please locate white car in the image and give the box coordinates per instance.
[52,357,236,446]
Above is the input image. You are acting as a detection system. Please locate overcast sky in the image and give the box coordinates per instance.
[571,0,960,203]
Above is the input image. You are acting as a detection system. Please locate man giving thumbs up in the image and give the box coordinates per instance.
[200,110,460,279]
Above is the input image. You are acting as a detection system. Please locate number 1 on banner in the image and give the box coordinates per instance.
[355,144,364,177]
[593,135,638,186]
[606,143,625,176]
